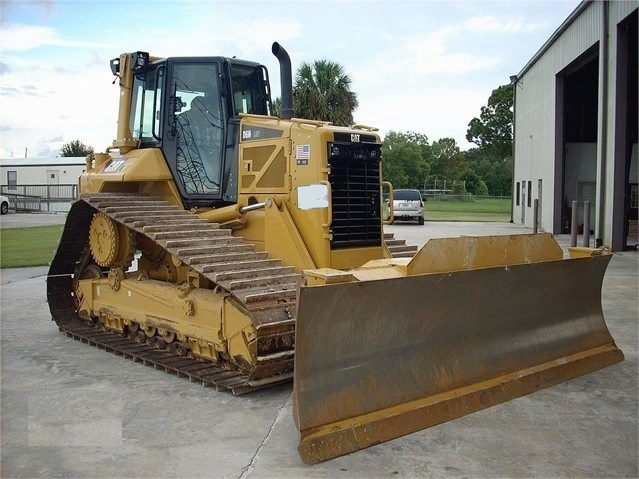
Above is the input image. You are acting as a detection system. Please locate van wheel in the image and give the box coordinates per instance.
[418,217,424,225]
[1,202,7,215]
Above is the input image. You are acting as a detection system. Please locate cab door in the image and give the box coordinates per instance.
[163,59,226,206]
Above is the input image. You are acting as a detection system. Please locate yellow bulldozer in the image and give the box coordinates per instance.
[47,43,623,463]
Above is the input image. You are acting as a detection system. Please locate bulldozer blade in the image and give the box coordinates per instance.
[293,244,623,463]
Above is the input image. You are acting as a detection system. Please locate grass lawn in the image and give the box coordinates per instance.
[425,196,512,222]
[425,210,511,222]
[1,225,63,269]
[1,198,512,268]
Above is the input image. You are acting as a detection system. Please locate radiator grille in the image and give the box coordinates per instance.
[328,141,382,249]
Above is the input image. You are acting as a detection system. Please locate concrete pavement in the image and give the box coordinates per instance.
[1,217,637,478]
[0,211,68,229]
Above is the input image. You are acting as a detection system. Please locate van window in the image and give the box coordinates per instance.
[394,190,421,201]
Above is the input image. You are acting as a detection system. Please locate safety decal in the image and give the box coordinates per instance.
[103,159,126,173]
[296,144,310,165]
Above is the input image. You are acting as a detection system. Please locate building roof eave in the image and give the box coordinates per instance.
[517,1,592,80]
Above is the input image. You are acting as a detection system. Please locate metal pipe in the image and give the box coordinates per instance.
[595,1,608,247]
[571,200,578,247]
[583,200,591,247]
[510,80,517,223]
[272,42,294,119]
[240,201,267,213]
[199,201,269,224]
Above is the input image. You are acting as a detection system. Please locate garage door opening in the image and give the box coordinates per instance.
[558,49,599,236]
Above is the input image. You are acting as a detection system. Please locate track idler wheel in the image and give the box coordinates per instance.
[89,212,135,269]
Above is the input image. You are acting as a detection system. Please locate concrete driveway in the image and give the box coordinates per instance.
[1,219,637,478]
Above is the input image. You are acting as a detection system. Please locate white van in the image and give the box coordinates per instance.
[0,195,9,215]
[392,189,424,225]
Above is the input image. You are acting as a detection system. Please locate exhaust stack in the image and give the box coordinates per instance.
[272,42,294,119]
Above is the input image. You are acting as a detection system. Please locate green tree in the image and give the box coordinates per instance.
[460,170,489,196]
[60,139,94,157]
[431,137,468,180]
[381,131,431,189]
[486,159,513,196]
[293,60,358,126]
[465,147,513,196]
[466,84,513,160]
[465,84,514,196]
[405,131,433,167]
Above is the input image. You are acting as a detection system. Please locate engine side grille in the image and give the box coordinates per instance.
[328,141,382,249]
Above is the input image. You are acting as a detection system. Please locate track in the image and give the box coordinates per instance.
[47,193,297,394]
[47,193,417,395]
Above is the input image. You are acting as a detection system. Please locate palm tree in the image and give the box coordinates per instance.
[271,97,282,118]
[293,60,358,126]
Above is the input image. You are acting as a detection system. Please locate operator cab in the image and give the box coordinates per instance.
[119,53,272,208]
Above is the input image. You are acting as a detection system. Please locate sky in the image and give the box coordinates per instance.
[0,0,582,159]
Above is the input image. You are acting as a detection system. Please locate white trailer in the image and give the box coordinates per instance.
[0,157,86,212]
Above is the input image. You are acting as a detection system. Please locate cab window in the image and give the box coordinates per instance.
[130,66,163,143]
[231,64,269,115]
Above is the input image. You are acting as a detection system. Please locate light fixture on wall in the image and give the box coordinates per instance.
[510,75,523,88]
[510,75,518,84]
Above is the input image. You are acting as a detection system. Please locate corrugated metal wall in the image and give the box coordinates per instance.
[512,1,638,249]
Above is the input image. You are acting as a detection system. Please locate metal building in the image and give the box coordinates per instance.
[512,1,638,250]
[0,157,86,212]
